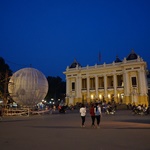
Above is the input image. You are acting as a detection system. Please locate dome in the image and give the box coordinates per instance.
[126,50,138,60]
[114,56,122,63]
[69,59,82,68]
[8,68,48,106]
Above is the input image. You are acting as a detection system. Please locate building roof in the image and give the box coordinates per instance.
[114,56,122,63]
[69,59,82,68]
[126,50,138,60]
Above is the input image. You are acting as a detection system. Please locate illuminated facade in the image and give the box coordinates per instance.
[63,51,149,106]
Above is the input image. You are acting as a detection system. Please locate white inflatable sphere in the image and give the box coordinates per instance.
[8,68,48,106]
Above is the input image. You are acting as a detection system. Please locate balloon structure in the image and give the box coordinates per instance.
[8,68,48,106]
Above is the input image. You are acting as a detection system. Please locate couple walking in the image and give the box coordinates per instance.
[79,103,102,128]
[90,103,102,128]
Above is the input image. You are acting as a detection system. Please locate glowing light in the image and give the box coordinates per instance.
[99,94,102,99]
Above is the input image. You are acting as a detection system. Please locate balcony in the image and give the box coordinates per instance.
[89,88,95,92]
[117,86,124,90]
[81,88,87,92]
[98,87,104,91]
[107,86,114,91]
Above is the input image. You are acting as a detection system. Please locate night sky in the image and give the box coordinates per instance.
[0,0,150,80]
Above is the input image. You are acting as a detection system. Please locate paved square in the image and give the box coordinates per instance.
[0,110,150,150]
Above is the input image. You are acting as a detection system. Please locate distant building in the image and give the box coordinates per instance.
[63,50,149,106]
[147,71,150,104]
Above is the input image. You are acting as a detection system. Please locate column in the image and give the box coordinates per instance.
[138,70,143,95]
[113,74,117,99]
[138,70,147,95]
[76,76,79,97]
[87,75,90,99]
[104,74,108,100]
[123,71,130,95]
[66,77,70,105]
[123,70,130,104]
[95,75,98,98]
[66,77,70,95]
[78,75,82,98]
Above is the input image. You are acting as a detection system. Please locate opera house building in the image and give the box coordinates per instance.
[63,50,149,106]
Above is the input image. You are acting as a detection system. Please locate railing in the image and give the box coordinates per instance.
[117,86,124,88]
[66,58,144,72]
[98,87,104,89]
[3,108,29,116]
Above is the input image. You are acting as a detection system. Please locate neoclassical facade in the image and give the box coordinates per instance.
[63,51,149,106]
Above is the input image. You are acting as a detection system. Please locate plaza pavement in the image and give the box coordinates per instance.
[0,109,150,150]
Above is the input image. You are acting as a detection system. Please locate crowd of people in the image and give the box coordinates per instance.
[1,99,149,124]
[129,104,150,115]
[78,100,150,128]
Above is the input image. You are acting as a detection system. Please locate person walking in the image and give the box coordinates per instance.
[94,103,102,128]
[79,103,86,127]
[0,105,3,121]
[90,103,95,128]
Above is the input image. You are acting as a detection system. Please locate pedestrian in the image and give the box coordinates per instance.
[79,103,86,127]
[0,105,3,121]
[90,103,95,128]
[94,103,102,128]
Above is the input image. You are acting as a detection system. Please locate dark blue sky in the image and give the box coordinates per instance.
[0,0,150,80]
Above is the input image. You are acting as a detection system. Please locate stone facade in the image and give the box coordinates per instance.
[63,51,149,106]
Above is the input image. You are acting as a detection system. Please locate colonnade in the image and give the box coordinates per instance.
[66,69,148,106]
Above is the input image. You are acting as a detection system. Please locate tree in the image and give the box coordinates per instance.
[0,57,12,101]
[46,76,66,102]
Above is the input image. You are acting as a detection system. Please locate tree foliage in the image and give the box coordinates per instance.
[46,76,66,102]
[0,57,12,99]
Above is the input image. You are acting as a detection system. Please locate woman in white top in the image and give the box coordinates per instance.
[79,104,86,127]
